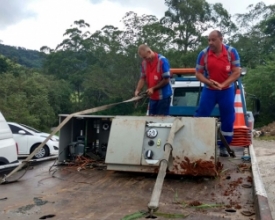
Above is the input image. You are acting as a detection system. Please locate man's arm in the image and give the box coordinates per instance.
[152,78,170,90]
[218,67,241,88]
[147,78,169,95]
[195,51,221,90]
[135,78,145,96]
[212,47,241,89]
[147,57,170,95]
[135,63,146,96]
[195,72,219,89]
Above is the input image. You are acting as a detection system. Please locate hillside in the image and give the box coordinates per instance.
[0,44,46,69]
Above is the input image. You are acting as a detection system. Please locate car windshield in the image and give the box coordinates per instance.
[172,87,200,107]
[19,124,41,133]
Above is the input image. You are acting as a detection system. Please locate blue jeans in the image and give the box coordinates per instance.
[149,97,171,116]
[194,87,235,148]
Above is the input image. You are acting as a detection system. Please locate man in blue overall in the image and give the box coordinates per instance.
[195,30,241,157]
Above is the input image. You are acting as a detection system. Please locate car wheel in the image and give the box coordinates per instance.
[32,144,49,159]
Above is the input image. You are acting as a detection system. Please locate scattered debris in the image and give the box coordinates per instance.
[188,201,202,206]
[172,157,223,176]
[252,130,264,137]
[39,214,56,219]
[67,155,98,171]
[242,184,252,188]
[241,210,255,216]
[33,197,48,206]
[225,209,236,213]
[17,204,35,213]
[246,176,253,183]
[234,204,242,209]
[259,121,275,136]
[238,163,251,172]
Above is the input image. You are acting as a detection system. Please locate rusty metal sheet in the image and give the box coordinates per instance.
[170,156,223,176]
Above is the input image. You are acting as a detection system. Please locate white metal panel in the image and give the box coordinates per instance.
[170,117,217,175]
[105,118,146,165]
[106,116,217,176]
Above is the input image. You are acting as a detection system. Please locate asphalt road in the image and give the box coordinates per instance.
[0,142,274,219]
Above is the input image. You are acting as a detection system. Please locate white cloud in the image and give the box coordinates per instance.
[0,0,274,50]
[0,0,153,50]
[88,0,167,18]
[0,0,36,29]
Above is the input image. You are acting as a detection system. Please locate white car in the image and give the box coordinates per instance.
[7,122,59,159]
[0,112,19,168]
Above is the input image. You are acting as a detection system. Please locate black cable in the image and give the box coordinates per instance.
[48,145,69,175]
[1,162,30,184]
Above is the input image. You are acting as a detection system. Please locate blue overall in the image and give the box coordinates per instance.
[194,86,235,151]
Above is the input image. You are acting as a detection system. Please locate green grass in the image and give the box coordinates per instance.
[120,211,188,220]
[155,212,188,218]
[255,136,275,141]
[120,211,147,220]
[192,203,223,209]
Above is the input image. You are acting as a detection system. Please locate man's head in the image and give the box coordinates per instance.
[208,30,223,53]
[138,44,155,62]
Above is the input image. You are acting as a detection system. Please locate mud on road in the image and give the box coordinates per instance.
[0,147,256,220]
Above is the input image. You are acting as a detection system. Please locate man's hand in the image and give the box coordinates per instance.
[146,88,154,96]
[210,80,223,90]
[135,78,145,96]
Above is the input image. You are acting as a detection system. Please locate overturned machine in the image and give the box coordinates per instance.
[58,115,220,176]
[58,115,222,213]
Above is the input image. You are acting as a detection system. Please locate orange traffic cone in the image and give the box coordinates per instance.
[230,89,251,147]
[233,89,247,129]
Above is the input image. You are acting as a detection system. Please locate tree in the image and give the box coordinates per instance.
[41,20,95,110]
[0,44,46,68]
[160,0,235,67]
[231,2,275,68]
[0,71,55,130]
[210,3,237,39]
[121,11,174,53]
[0,55,8,73]
[0,56,71,130]
[83,14,171,107]
[162,0,212,53]
[243,53,275,126]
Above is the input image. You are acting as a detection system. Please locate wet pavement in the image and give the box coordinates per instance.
[0,148,256,220]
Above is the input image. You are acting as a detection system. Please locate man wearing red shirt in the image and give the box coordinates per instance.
[195,30,241,157]
[135,44,172,116]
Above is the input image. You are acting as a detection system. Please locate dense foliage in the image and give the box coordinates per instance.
[0,44,46,68]
[0,0,274,130]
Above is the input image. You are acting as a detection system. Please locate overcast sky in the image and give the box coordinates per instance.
[0,0,273,51]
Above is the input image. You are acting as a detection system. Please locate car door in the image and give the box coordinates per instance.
[8,124,29,154]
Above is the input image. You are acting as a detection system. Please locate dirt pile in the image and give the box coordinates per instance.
[174,156,223,176]
[260,121,275,136]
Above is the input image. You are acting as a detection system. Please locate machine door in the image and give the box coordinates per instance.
[105,118,146,165]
